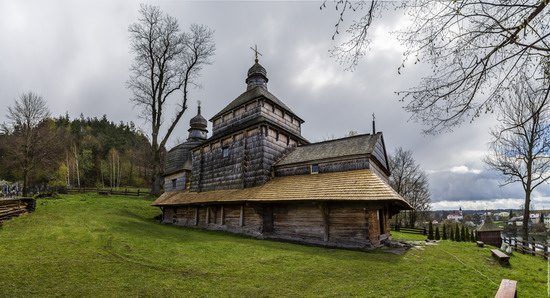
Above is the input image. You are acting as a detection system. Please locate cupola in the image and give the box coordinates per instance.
[246,46,268,90]
[188,103,208,140]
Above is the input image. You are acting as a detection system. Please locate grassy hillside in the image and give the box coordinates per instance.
[0,194,547,297]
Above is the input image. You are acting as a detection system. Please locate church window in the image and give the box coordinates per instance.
[310,164,319,174]
[222,146,229,157]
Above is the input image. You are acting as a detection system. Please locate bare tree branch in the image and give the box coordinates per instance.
[483,74,550,239]
[324,0,550,134]
[127,4,215,195]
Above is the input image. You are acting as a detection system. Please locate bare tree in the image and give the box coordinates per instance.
[483,76,550,240]
[127,4,215,195]
[322,1,550,134]
[2,92,61,196]
[388,147,431,227]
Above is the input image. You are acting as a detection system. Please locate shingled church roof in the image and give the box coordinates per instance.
[210,86,304,123]
[164,140,203,175]
[477,217,502,232]
[153,169,412,209]
[275,133,385,167]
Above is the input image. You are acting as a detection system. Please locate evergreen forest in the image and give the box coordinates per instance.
[0,113,153,192]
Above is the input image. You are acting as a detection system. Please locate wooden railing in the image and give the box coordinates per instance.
[65,188,145,197]
[502,237,549,260]
[390,225,427,235]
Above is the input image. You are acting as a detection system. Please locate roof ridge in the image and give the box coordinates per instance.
[300,132,379,148]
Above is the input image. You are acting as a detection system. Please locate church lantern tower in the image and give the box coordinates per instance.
[188,104,208,141]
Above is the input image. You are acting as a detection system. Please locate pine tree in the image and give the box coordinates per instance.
[455,225,461,242]
[449,227,454,241]
[428,221,434,240]
[442,225,448,240]
[435,227,440,240]
[461,226,466,242]
[465,227,470,242]
[470,230,475,242]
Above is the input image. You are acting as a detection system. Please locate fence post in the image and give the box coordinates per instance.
[137,189,140,196]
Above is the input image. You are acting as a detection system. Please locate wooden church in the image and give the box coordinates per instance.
[153,53,411,249]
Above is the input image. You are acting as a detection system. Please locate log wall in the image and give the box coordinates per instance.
[161,201,394,249]
[190,125,298,192]
[274,158,370,177]
[211,98,302,137]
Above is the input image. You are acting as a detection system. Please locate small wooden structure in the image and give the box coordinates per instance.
[477,217,502,247]
[491,249,510,266]
[0,198,35,223]
[476,241,484,247]
[495,279,517,298]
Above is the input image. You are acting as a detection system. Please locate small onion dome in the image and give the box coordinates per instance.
[245,60,268,90]
[189,106,207,130]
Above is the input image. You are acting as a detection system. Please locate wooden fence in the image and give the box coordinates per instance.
[0,198,35,225]
[390,225,427,235]
[65,188,145,197]
[502,237,549,260]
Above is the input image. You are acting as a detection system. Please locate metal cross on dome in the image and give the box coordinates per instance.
[250,45,262,62]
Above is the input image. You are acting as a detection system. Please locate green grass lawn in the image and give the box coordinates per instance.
[0,194,547,297]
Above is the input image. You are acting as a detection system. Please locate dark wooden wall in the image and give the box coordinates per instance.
[274,158,370,177]
[161,201,393,249]
[190,125,298,192]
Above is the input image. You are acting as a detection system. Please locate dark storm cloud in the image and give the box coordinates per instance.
[428,169,524,202]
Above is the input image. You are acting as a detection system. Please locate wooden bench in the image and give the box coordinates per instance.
[476,241,484,247]
[491,249,510,265]
[495,279,517,298]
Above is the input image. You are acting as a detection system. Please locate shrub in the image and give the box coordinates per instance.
[428,222,434,240]
[442,225,447,240]
[435,227,440,240]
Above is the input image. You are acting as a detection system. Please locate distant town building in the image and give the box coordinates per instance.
[447,207,463,221]
[508,216,523,226]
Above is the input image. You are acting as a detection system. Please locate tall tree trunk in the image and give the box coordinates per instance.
[522,190,531,240]
[22,170,28,197]
[73,145,80,188]
[66,151,70,187]
[150,147,162,195]
[409,210,417,228]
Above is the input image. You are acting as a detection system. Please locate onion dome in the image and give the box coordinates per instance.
[188,105,208,140]
[190,105,207,129]
[245,58,268,91]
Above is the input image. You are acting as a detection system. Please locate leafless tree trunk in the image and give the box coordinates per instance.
[323,0,550,134]
[388,147,431,228]
[66,151,70,187]
[484,75,550,240]
[127,4,215,195]
[3,92,61,196]
[73,143,80,188]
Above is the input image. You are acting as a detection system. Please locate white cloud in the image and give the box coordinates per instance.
[449,165,481,174]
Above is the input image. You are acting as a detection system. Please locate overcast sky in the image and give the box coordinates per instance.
[1,0,548,210]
